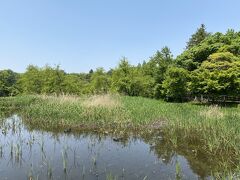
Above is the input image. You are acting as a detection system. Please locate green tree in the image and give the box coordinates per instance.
[177,30,240,70]
[189,52,240,96]
[186,24,210,49]
[111,57,132,95]
[111,58,154,97]
[89,68,110,94]
[0,70,19,96]
[19,65,65,95]
[41,65,65,95]
[63,74,85,95]
[86,69,94,82]
[143,47,173,98]
[162,67,189,101]
[19,65,43,94]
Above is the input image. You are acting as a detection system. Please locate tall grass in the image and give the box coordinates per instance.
[0,94,240,172]
[15,95,130,130]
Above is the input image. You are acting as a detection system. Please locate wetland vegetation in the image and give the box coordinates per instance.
[0,25,240,179]
[0,94,240,179]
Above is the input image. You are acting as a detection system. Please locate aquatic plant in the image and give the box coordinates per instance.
[175,161,182,180]
[62,150,67,173]
[1,95,240,175]
[106,173,118,180]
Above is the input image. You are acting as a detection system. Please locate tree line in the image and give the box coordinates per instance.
[1,25,240,101]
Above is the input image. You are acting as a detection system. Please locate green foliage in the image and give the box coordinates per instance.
[186,24,210,49]
[143,47,173,83]
[89,68,110,94]
[162,67,189,101]
[0,69,19,96]
[1,26,240,102]
[41,65,65,94]
[63,74,85,95]
[142,47,173,98]
[190,52,240,95]
[19,65,66,95]
[18,65,43,94]
[177,29,240,71]
[111,57,155,97]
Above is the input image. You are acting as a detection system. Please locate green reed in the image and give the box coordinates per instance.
[0,95,240,176]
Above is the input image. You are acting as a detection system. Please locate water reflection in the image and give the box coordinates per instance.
[0,115,231,179]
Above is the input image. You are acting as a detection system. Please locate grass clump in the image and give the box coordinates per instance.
[199,105,224,119]
[10,95,130,130]
[82,94,120,108]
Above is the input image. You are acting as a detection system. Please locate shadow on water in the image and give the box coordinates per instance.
[0,115,239,180]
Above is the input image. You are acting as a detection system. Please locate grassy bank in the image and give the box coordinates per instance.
[0,95,240,174]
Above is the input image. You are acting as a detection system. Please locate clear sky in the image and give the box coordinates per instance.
[0,0,239,73]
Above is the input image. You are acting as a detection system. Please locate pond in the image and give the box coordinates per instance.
[0,115,224,179]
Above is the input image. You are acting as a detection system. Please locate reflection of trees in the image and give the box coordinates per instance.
[22,119,240,178]
[140,131,239,179]
[142,132,175,164]
[2,115,239,179]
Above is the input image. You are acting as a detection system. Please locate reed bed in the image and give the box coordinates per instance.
[0,95,240,173]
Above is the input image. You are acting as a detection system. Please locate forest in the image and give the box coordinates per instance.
[1,25,240,101]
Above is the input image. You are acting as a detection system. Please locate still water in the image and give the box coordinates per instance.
[0,115,216,180]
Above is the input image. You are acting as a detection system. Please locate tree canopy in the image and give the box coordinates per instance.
[1,25,240,101]
[186,24,210,49]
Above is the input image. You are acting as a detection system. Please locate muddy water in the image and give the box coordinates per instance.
[0,115,218,180]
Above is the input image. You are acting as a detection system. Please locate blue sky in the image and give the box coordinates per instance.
[0,0,239,73]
